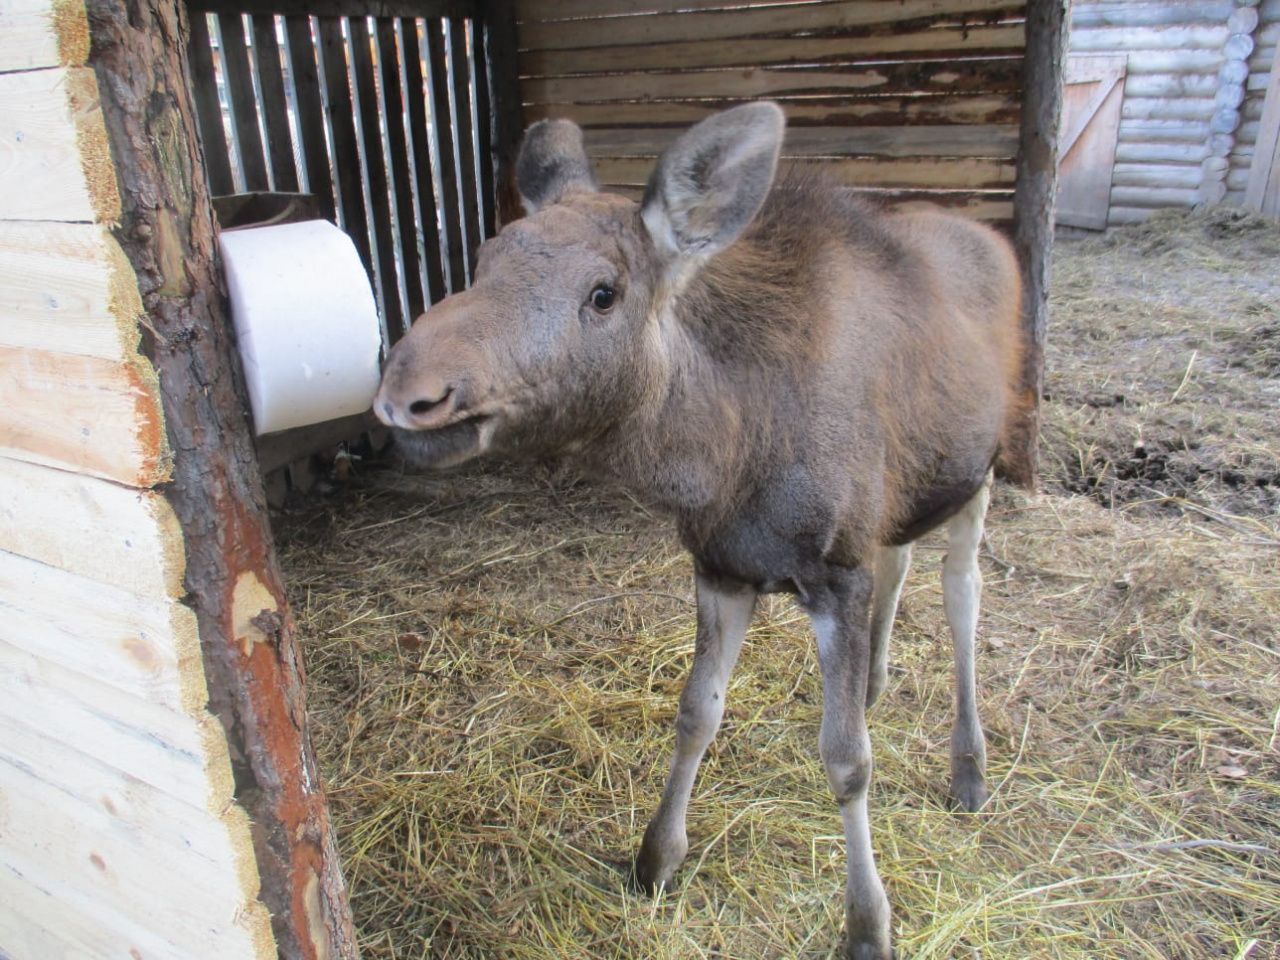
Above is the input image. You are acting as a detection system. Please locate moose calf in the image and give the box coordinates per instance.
[375,102,1024,959]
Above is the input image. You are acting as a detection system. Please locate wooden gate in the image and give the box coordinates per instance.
[184,0,506,348]
[1057,54,1126,230]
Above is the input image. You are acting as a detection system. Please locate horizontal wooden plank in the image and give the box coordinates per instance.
[0,710,261,915]
[0,0,90,72]
[1111,161,1203,189]
[0,347,169,487]
[1071,0,1235,28]
[0,784,270,960]
[517,0,997,20]
[1114,140,1210,163]
[595,155,1017,189]
[1118,118,1212,143]
[519,0,1022,52]
[0,549,201,714]
[1123,71,1219,98]
[0,221,140,361]
[0,66,119,222]
[519,23,1027,75]
[187,0,475,14]
[1071,23,1230,53]
[0,638,229,810]
[1110,184,1200,207]
[522,57,1025,103]
[526,93,1020,129]
[1121,95,1217,122]
[0,456,184,598]
[1121,49,1224,74]
[599,183,1012,220]
[584,123,1020,158]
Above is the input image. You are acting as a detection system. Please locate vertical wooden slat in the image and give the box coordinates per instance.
[348,16,402,338]
[187,13,234,197]
[283,16,336,222]
[426,18,465,291]
[402,18,447,305]
[251,15,299,193]
[449,18,482,270]
[470,16,495,239]
[317,18,373,278]
[478,0,522,227]
[377,18,426,329]
[217,13,269,192]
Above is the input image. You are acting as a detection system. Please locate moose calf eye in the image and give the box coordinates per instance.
[589,285,616,312]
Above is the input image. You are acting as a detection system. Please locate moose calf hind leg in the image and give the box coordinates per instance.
[943,474,991,812]
[867,544,911,708]
[634,576,755,892]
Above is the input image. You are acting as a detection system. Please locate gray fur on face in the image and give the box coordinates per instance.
[515,119,599,213]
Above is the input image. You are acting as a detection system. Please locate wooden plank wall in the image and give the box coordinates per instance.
[0,2,273,957]
[1070,0,1278,225]
[514,0,1029,222]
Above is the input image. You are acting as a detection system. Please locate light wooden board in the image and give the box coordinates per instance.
[0,66,119,222]
[1071,23,1230,52]
[0,346,169,487]
[0,709,247,871]
[0,639,229,810]
[1058,55,1126,230]
[0,220,140,361]
[0,549,201,714]
[519,23,1026,75]
[1245,60,1280,214]
[594,155,1017,189]
[0,456,184,598]
[0,843,271,960]
[1111,162,1202,188]
[1072,1,1236,29]
[519,0,1019,51]
[1110,184,1200,206]
[584,124,1020,159]
[522,58,1025,105]
[0,0,89,72]
[525,93,1021,130]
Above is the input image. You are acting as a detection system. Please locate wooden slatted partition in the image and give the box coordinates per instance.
[184,0,498,350]
[515,0,1027,221]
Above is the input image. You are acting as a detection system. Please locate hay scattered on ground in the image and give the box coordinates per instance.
[277,210,1280,959]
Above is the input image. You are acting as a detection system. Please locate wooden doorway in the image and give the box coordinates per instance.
[1057,55,1126,230]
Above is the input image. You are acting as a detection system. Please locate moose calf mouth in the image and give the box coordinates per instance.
[392,414,491,469]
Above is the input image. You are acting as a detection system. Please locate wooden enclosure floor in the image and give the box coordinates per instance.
[276,210,1280,959]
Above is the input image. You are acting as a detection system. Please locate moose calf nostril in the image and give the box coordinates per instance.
[408,387,453,418]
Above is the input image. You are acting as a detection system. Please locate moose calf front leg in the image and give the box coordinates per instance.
[811,570,892,960]
[943,473,992,812]
[633,574,756,892]
[867,543,911,708]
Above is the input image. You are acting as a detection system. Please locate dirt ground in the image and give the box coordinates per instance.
[277,209,1280,959]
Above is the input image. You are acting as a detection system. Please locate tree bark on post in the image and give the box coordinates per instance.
[1007,0,1069,489]
[84,2,358,957]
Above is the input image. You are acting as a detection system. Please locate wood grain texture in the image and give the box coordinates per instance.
[594,155,1016,189]
[83,1,358,955]
[0,346,170,486]
[0,456,184,598]
[0,0,90,72]
[519,23,1026,75]
[518,0,1020,51]
[525,93,1021,129]
[583,124,1020,158]
[0,549,201,714]
[522,57,1025,105]
[0,221,139,360]
[0,66,120,221]
[517,0,1013,22]
[1244,61,1280,213]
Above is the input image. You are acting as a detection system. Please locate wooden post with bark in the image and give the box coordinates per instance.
[1007,0,1069,489]
[83,2,357,957]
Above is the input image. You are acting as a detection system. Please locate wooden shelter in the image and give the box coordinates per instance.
[0,1,1064,956]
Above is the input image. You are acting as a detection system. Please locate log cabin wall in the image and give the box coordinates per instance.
[0,1,275,957]
[1069,0,1279,225]
[514,0,1029,224]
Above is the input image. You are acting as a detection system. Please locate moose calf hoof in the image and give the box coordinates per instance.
[630,830,687,894]
[948,760,988,813]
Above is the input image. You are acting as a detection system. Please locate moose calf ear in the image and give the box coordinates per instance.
[641,101,784,261]
[516,119,599,213]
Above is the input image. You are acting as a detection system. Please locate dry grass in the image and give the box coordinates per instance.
[277,210,1280,959]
